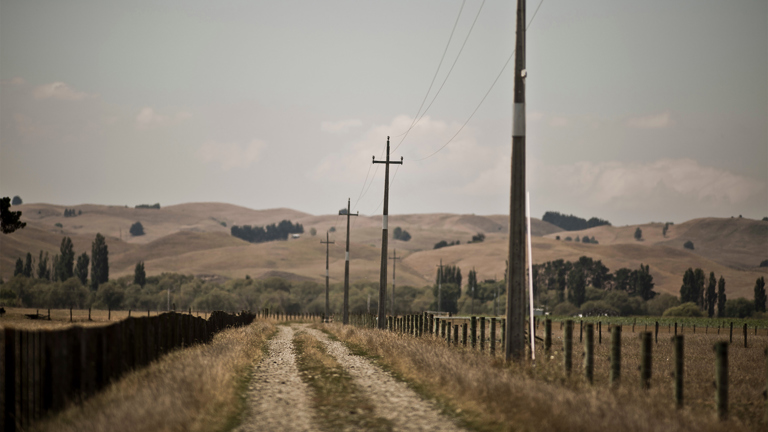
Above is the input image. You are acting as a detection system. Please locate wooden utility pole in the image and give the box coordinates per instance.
[436,259,443,314]
[340,198,359,325]
[373,136,403,329]
[321,231,335,323]
[389,249,401,316]
[505,0,526,361]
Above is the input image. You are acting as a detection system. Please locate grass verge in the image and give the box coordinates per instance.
[292,330,393,431]
[325,323,755,432]
[32,321,276,432]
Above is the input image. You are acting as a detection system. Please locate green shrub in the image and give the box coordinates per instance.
[580,300,619,316]
[551,302,579,317]
[646,293,680,316]
[662,302,703,317]
[724,298,755,318]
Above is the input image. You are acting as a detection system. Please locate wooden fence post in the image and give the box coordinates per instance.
[446,323,451,345]
[598,321,602,345]
[579,320,583,343]
[743,323,747,348]
[490,318,497,354]
[454,325,459,346]
[4,328,16,432]
[610,325,621,387]
[729,322,733,343]
[470,316,477,349]
[462,323,468,347]
[673,335,684,409]
[655,321,659,344]
[564,320,573,375]
[545,318,552,353]
[480,317,486,352]
[640,332,652,390]
[584,323,594,384]
[715,341,728,420]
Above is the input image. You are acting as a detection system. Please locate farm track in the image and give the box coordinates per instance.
[238,324,465,431]
[302,326,465,432]
[236,325,319,432]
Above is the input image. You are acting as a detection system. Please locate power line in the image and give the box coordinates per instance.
[414,0,545,162]
[393,0,486,153]
[393,0,467,140]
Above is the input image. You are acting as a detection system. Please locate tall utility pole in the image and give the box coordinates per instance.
[436,259,443,314]
[321,231,335,323]
[506,0,527,361]
[340,198,358,325]
[373,136,403,329]
[389,249,401,316]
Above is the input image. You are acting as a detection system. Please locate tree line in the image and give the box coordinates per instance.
[542,211,611,231]
[230,220,304,243]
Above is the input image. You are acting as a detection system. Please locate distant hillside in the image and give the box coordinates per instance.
[2,203,765,300]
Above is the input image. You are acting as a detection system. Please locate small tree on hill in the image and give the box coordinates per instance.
[309,227,317,236]
[754,277,766,313]
[683,240,694,250]
[11,196,22,205]
[130,221,145,236]
[134,261,146,287]
[634,227,642,241]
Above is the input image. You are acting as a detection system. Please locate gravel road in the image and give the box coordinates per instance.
[236,325,319,432]
[303,326,465,432]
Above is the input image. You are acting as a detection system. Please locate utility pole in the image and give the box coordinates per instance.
[373,136,403,329]
[340,198,358,325]
[389,249,401,316]
[436,259,443,314]
[321,231,335,323]
[506,0,527,361]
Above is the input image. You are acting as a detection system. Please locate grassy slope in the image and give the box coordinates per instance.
[2,203,765,298]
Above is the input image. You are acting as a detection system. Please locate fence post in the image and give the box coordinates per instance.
[480,317,486,352]
[446,323,451,345]
[673,335,684,409]
[471,316,477,349]
[743,323,747,348]
[598,321,602,345]
[579,320,583,343]
[462,323,468,347]
[545,318,552,353]
[441,320,446,339]
[70,307,73,322]
[715,341,728,421]
[584,323,594,384]
[490,318,497,354]
[610,325,621,387]
[453,325,459,346]
[674,322,677,336]
[640,332,652,390]
[564,320,573,375]
[4,328,16,432]
[729,322,733,343]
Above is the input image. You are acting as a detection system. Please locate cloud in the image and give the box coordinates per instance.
[536,158,765,207]
[1,77,26,86]
[197,139,266,170]
[33,82,91,100]
[321,119,363,133]
[626,111,672,129]
[135,107,191,128]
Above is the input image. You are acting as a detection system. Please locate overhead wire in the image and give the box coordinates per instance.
[393,0,486,153]
[414,0,545,162]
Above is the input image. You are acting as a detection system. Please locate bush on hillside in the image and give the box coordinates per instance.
[645,293,680,316]
[551,302,579,317]
[724,298,755,318]
[130,222,145,236]
[135,203,160,209]
[683,240,694,250]
[662,302,703,317]
[759,259,768,268]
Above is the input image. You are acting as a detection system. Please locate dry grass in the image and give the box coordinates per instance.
[326,323,762,432]
[31,321,276,432]
[293,330,392,431]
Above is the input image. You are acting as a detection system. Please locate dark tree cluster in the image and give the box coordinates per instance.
[130,221,145,236]
[683,240,694,250]
[1,197,26,234]
[542,211,611,231]
[680,268,725,317]
[12,234,105,289]
[135,203,161,209]
[231,220,304,243]
[471,233,485,243]
[393,227,411,241]
[433,240,460,250]
[434,265,463,313]
[63,208,81,217]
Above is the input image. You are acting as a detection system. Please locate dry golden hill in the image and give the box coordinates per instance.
[1,203,765,300]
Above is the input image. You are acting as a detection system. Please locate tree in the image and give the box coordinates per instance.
[706,272,717,318]
[58,237,75,281]
[1,197,27,234]
[467,268,478,314]
[567,268,586,307]
[471,233,485,243]
[634,264,656,300]
[393,227,411,241]
[309,227,317,236]
[75,252,89,285]
[754,276,766,313]
[662,223,670,237]
[717,276,726,318]
[11,196,22,205]
[134,261,146,287]
[14,258,23,276]
[91,233,109,290]
[680,268,696,303]
[37,251,50,280]
[130,221,145,236]
[634,227,642,241]
[683,240,694,250]
[23,252,33,277]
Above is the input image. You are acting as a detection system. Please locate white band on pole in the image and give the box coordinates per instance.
[326,269,329,277]
[382,215,388,230]
[513,103,526,137]
[345,252,349,261]
[526,191,536,361]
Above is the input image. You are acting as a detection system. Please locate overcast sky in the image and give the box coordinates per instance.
[1,0,766,225]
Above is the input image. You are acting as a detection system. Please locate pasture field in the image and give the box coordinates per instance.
[326,320,768,431]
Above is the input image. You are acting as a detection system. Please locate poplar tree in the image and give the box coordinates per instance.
[134,261,146,287]
[717,276,727,318]
[90,233,109,290]
[58,236,75,281]
[754,277,766,313]
[706,272,717,318]
[14,258,23,276]
[75,252,89,285]
[23,252,33,277]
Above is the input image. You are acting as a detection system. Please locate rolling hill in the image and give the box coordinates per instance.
[1,202,765,299]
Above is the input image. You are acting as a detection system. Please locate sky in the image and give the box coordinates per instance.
[1,0,766,225]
